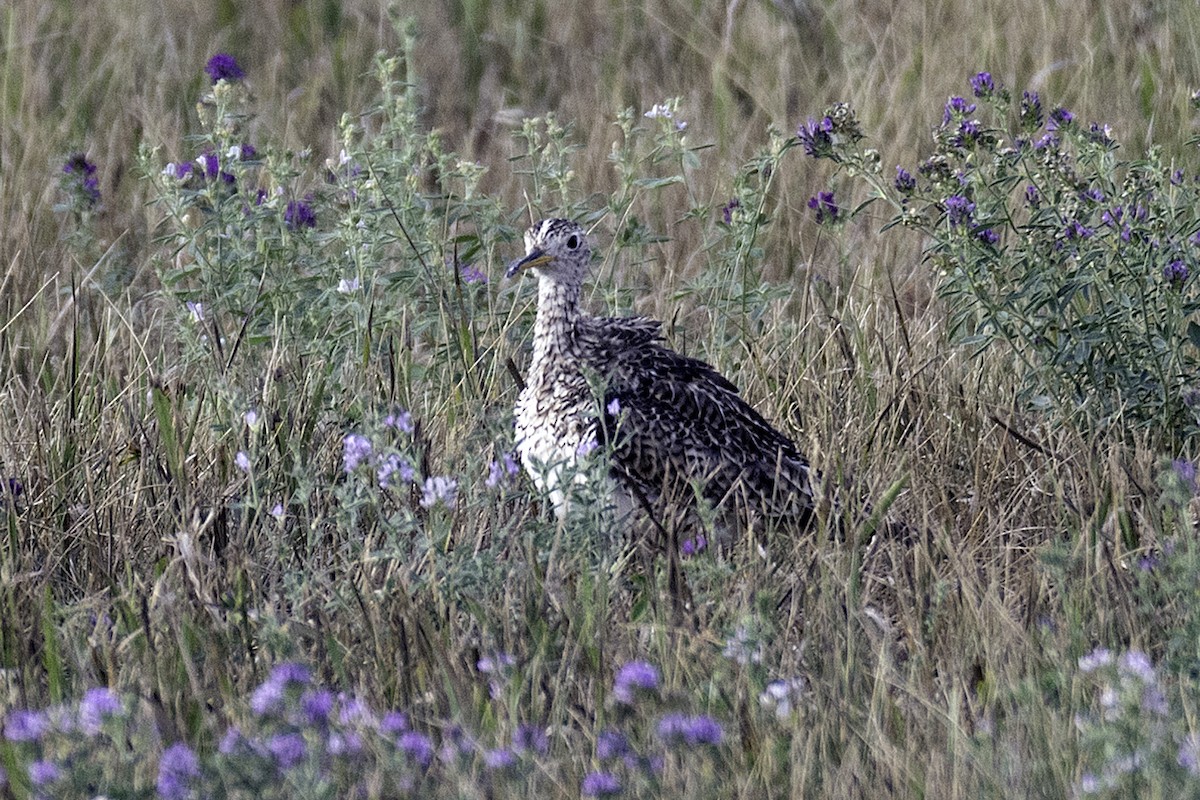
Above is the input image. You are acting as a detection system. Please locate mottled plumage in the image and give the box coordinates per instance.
[508,218,816,535]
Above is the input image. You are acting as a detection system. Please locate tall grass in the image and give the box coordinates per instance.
[2,1,1200,797]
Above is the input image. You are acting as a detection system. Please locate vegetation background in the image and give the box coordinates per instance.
[3,1,1200,797]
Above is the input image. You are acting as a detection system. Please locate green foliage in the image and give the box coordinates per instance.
[820,80,1200,447]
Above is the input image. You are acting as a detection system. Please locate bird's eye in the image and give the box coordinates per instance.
[566,234,579,250]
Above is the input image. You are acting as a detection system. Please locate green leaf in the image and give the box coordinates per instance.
[631,176,683,190]
[1188,320,1200,351]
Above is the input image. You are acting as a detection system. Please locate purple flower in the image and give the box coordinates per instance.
[196,151,220,181]
[975,228,999,246]
[894,166,916,194]
[807,190,839,224]
[513,723,549,755]
[399,731,434,767]
[379,711,409,735]
[1081,187,1105,204]
[1179,734,1200,777]
[597,729,630,761]
[62,153,101,206]
[1078,647,1113,673]
[268,732,307,769]
[1164,260,1189,289]
[1020,91,1043,129]
[1118,650,1156,683]
[327,730,363,756]
[3,477,23,501]
[483,747,517,770]
[301,689,335,726]
[79,687,122,734]
[655,713,724,746]
[477,653,516,673]
[1087,122,1114,146]
[486,452,521,488]
[797,116,834,158]
[944,194,976,228]
[337,695,374,727]
[4,709,49,742]
[383,410,414,433]
[1048,106,1074,131]
[581,771,623,797]
[420,476,458,509]
[721,198,741,224]
[680,535,707,557]
[249,662,311,715]
[459,264,488,284]
[613,661,660,704]
[205,53,245,83]
[1033,133,1058,150]
[157,743,201,800]
[942,96,976,124]
[1174,458,1198,493]
[970,71,994,98]
[28,760,60,788]
[377,454,414,489]
[1062,220,1093,240]
[285,199,317,229]
[342,433,373,473]
[164,161,194,180]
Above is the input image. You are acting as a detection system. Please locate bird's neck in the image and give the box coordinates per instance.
[531,276,581,370]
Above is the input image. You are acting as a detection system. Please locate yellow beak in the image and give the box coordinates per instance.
[505,249,552,278]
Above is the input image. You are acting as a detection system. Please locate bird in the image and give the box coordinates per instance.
[506,218,819,542]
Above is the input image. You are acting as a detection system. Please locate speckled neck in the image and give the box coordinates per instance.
[530,274,581,374]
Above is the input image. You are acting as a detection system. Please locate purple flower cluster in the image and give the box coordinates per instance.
[250,662,312,716]
[205,53,245,84]
[721,197,741,224]
[486,451,520,488]
[970,71,994,98]
[420,476,458,509]
[62,153,101,206]
[1163,259,1189,289]
[285,198,317,229]
[680,534,707,557]
[157,743,201,800]
[944,194,976,228]
[581,770,622,796]
[807,190,839,224]
[942,96,976,125]
[655,713,723,747]
[1075,647,1185,794]
[894,166,916,195]
[613,661,660,704]
[797,116,834,158]
[1020,90,1043,129]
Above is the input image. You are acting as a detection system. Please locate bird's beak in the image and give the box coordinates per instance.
[505,249,552,279]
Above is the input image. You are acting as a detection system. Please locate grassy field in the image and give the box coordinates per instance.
[3,1,1200,797]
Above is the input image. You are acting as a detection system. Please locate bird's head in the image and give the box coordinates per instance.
[505,218,591,284]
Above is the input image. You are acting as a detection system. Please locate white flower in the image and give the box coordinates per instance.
[644,102,673,119]
[337,277,361,294]
[235,451,251,472]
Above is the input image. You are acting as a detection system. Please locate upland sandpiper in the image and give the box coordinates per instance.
[507,218,817,537]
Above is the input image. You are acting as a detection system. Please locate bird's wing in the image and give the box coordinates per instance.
[580,317,815,523]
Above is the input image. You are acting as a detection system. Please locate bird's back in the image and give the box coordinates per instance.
[578,315,816,531]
